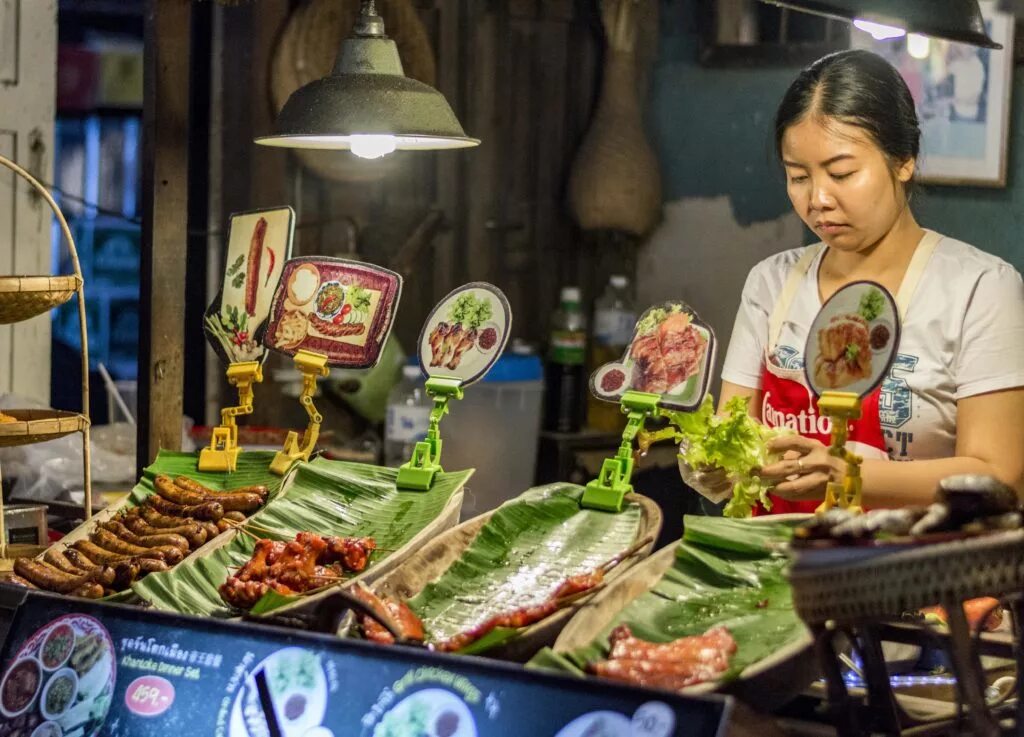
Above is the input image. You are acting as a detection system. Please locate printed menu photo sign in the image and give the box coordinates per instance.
[0,591,730,737]
[261,257,403,368]
[0,613,116,737]
[590,302,715,412]
[803,281,900,399]
[204,207,296,365]
[418,283,511,387]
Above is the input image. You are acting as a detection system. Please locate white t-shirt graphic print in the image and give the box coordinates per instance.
[722,234,1024,462]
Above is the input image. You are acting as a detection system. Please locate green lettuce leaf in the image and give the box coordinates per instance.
[675,396,790,518]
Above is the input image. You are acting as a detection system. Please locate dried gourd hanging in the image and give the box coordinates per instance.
[568,0,662,237]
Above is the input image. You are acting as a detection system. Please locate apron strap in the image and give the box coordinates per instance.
[895,229,941,318]
[768,244,824,349]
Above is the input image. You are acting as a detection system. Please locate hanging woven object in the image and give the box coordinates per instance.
[568,0,662,237]
[269,0,437,183]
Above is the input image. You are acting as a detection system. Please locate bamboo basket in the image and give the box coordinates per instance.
[0,153,92,559]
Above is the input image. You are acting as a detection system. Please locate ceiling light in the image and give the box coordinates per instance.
[255,0,479,156]
[760,0,1002,48]
[907,33,931,59]
[853,19,906,40]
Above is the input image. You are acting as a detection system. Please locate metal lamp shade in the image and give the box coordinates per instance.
[762,0,1003,48]
[256,74,478,150]
[256,28,478,151]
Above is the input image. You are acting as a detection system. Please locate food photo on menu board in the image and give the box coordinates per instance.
[590,303,715,412]
[804,281,900,399]
[204,207,296,365]
[418,283,511,386]
[261,257,403,368]
[0,614,115,737]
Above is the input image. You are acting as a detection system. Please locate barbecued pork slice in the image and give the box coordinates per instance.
[630,333,668,394]
[658,313,707,388]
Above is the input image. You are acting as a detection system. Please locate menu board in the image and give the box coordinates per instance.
[261,257,403,369]
[418,283,511,388]
[0,591,730,737]
[204,207,296,366]
[803,281,900,399]
[590,302,715,412]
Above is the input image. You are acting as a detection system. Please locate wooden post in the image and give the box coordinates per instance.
[139,0,190,472]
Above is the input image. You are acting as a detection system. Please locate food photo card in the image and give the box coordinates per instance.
[204,207,295,365]
[417,283,512,388]
[261,257,403,369]
[804,281,900,399]
[590,302,716,412]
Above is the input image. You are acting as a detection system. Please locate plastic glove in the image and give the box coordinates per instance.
[677,454,734,504]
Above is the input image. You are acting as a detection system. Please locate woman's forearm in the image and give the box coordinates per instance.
[860,457,1001,508]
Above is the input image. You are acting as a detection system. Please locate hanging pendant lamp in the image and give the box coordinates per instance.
[760,0,1002,48]
[255,0,479,158]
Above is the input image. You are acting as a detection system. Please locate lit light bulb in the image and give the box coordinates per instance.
[350,135,397,159]
[907,33,930,60]
[853,19,906,41]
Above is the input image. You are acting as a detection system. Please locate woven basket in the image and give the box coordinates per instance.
[0,274,81,324]
[0,409,90,448]
[269,0,437,183]
[788,530,1024,625]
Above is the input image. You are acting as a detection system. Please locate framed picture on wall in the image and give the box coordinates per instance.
[852,1,1015,187]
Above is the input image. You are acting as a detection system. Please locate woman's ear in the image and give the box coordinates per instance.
[897,157,916,183]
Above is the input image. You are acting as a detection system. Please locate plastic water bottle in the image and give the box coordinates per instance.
[588,275,637,431]
[384,365,432,466]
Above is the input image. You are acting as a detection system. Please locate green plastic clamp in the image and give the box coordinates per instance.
[396,376,465,491]
[581,391,662,513]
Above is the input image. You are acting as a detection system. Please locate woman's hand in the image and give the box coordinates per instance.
[677,444,734,503]
[757,435,844,501]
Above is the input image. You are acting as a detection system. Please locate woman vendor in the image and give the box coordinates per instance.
[681,50,1024,512]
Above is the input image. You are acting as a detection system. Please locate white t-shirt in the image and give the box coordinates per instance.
[721,235,1024,462]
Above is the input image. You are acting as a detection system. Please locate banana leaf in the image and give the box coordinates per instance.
[399,484,646,654]
[130,459,471,617]
[528,515,808,684]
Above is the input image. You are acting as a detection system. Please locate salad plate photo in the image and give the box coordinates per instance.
[0,615,115,737]
[372,688,476,737]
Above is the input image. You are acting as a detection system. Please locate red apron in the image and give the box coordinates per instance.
[753,232,940,515]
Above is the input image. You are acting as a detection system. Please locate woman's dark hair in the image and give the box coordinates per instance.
[775,49,920,192]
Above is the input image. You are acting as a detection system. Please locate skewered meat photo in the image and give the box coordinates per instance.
[812,314,872,390]
[629,308,708,395]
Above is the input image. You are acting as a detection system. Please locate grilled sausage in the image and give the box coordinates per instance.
[44,547,89,576]
[224,511,246,523]
[175,476,269,504]
[207,492,263,514]
[137,558,169,574]
[110,559,142,590]
[224,484,270,500]
[123,515,207,549]
[172,476,215,496]
[4,574,37,589]
[71,583,105,599]
[14,558,91,594]
[91,529,184,565]
[154,475,208,506]
[102,521,189,554]
[216,519,233,534]
[146,494,224,522]
[201,521,221,539]
[137,506,194,529]
[73,540,130,566]
[244,216,267,316]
